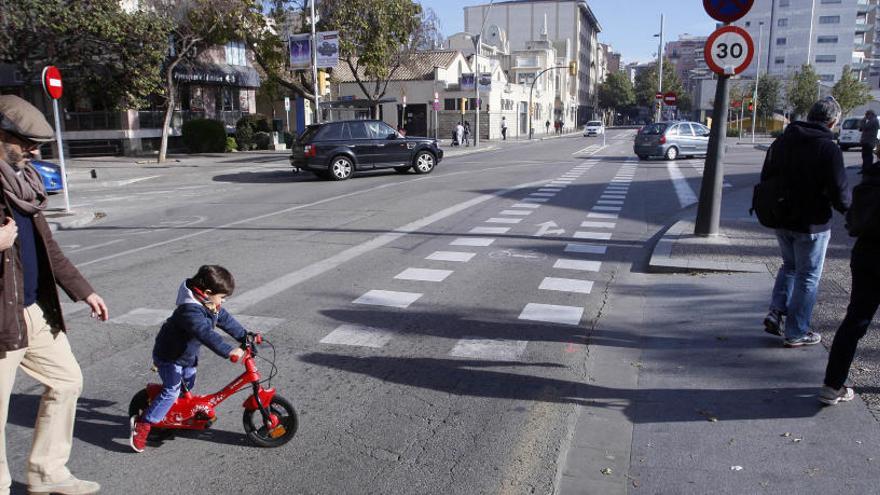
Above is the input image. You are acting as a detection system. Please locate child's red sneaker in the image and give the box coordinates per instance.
[130,417,151,453]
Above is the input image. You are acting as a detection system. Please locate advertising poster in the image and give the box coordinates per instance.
[316,31,340,68]
[460,73,475,92]
[289,34,311,70]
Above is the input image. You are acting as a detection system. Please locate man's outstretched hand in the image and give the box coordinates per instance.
[85,293,109,321]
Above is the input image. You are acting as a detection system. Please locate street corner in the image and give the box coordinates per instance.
[648,219,768,274]
[44,209,106,231]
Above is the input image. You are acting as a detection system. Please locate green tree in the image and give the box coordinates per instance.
[757,75,781,119]
[633,59,687,116]
[832,65,873,117]
[786,64,820,120]
[0,0,168,110]
[597,72,635,116]
[146,0,254,162]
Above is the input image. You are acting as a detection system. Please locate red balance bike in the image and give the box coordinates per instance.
[128,334,297,447]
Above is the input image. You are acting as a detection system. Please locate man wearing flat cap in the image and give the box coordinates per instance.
[0,95,108,495]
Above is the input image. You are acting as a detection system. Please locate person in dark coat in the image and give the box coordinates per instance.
[761,97,850,347]
[859,110,879,173]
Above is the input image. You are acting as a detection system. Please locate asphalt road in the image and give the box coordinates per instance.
[6,130,810,494]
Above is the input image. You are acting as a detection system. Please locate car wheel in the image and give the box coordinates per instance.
[664,146,679,161]
[328,156,354,181]
[413,151,435,174]
[394,166,411,174]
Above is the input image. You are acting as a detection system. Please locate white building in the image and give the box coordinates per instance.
[464,0,601,125]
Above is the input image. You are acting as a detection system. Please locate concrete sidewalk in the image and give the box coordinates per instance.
[559,172,880,493]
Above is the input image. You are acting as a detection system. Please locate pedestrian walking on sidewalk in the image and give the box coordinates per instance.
[859,110,878,174]
[761,97,850,347]
[545,120,550,134]
[820,148,880,405]
[501,117,508,141]
[0,95,109,495]
[454,122,464,147]
[463,121,471,147]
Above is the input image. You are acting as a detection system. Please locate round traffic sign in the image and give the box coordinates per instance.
[41,66,63,99]
[655,92,663,100]
[703,0,754,23]
[704,26,754,76]
[663,92,677,105]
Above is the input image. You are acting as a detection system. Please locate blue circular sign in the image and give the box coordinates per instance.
[703,0,754,23]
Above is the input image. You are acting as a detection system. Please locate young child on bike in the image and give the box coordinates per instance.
[130,265,249,452]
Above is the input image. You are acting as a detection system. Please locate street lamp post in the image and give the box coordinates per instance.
[473,35,481,148]
[655,13,664,122]
[751,22,763,143]
[309,0,320,124]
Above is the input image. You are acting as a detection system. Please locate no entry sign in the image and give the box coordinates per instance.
[705,26,754,76]
[703,0,754,23]
[663,92,677,105]
[41,66,63,99]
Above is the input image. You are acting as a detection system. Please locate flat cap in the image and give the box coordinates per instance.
[0,95,55,143]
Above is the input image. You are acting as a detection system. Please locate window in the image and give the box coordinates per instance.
[817,35,838,44]
[365,121,395,139]
[444,98,457,111]
[348,122,370,139]
[221,87,239,111]
[777,18,788,27]
[776,38,787,46]
[694,124,710,136]
[667,125,680,136]
[820,74,835,82]
[318,123,343,140]
[680,124,696,137]
[818,16,840,24]
[815,55,836,63]
[775,56,785,64]
[225,41,247,66]
[820,0,842,4]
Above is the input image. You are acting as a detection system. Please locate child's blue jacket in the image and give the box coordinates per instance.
[152,281,247,367]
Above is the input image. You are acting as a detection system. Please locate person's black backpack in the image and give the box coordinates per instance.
[845,175,880,237]
[750,140,800,228]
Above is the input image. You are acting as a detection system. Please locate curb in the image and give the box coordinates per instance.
[648,219,766,273]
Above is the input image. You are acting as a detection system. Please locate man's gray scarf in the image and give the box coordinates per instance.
[0,159,47,214]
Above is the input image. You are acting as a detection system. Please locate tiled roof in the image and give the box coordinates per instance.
[332,50,460,83]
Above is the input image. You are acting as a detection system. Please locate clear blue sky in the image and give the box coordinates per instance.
[421,0,718,64]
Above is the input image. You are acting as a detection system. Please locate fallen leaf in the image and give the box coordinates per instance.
[781,432,791,438]
[731,466,744,471]
[632,479,640,488]
[601,468,613,475]
[792,438,803,443]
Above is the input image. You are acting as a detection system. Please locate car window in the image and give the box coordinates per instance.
[318,123,343,140]
[364,121,395,139]
[298,125,322,143]
[667,125,680,136]
[694,124,710,135]
[587,121,602,127]
[347,122,370,139]
[680,124,696,136]
[640,123,667,135]
[842,118,860,130]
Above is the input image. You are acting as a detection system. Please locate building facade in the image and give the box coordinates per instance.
[463,0,601,125]
[665,35,710,91]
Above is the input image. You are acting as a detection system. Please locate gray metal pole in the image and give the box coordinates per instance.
[310,0,320,123]
[656,13,664,122]
[751,22,763,143]
[694,75,730,236]
[51,99,70,213]
[474,36,480,147]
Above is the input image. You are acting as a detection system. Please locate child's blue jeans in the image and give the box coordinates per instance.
[142,360,196,424]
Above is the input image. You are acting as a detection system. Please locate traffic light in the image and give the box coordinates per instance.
[317,70,328,96]
[460,98,467,114]
[748,100,754,112]
[569,61,577,77]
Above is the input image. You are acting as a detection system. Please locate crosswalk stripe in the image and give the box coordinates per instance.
[499,210,533,216]
[539,277,594,294]
[580,221,616,229]
[449,339,528,361]
[587,212,618,219]
[519,303,584,326]
[565,243,608,254]
[395,268,454,282]
[592,206,622,212]
[426,251,476,262]
[353,290,422,308]
[470,226,510,234]
[511,203,542,208]
[573,231,613,240]
[320,324,394,348]
[553,259,602,272]
[486,217,522,224]
[451,237,496,246]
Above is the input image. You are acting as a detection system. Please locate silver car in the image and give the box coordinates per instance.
[633,121,710,160]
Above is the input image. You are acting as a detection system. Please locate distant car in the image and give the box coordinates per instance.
[836,117,880,151]
[317,42,337,57]
[31,159,63,194]
[583,121,605,136]
[633,121,710,160]
[290,119,443,180]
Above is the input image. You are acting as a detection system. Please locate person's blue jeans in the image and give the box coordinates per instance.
[142,360,196,424]
[769,229,831,339]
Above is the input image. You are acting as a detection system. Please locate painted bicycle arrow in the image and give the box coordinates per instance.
[533,221,565,237]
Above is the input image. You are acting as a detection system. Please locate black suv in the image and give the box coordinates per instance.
[290,119,444,180]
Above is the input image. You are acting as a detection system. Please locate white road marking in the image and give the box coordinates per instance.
[451,237,495,246]
[565,243,608,254]
[68,239,125,254]
[426,251,476,262]
[596,200,624,205]
[539,277,594,294]
[554,259,602,272]
[449,339,528,361]
[353,290,422,308]
[519,303,584,326]
[522,198,550,203]
[470,226,510,234]
[486,217,522,224]
[395,268,454,282]
[592,206,622,212]
[588,212,618,219]
[320,324,394,348]
[574,231,613,240]
[511,203,541,208]
[667,162,698,207]
[600,195,626,200]
[538,188,563,192]
[111,308,168,326]
[581,221,616,229]
[529,192,557,197]
[500,210,533,216]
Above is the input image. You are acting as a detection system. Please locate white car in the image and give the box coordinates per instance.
[583,121,605,136]
[838,117,880,150]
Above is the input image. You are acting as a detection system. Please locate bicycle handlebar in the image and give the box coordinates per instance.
[230,333,263,362]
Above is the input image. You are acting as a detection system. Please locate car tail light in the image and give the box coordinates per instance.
[303,144,317,158]
[658,135,666,145]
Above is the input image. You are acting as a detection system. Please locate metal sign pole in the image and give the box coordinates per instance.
[310,0,321,123]
[51,99,70,213]
[695,74,729,236]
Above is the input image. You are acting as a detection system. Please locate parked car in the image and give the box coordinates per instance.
[633,121,710,160]
[31,159,63,194]
[836,117,880,151]
[583,121,605,136]
[290,120,443,180]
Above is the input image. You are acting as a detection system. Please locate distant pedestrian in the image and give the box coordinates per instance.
[859,110,878,173]
[0,95,109,495]
[501,117,508,141]
[455,122,464,147]
[760,96,850,347]
[545,120,550,134]
[820,145,880,405]
[463,121,471,147]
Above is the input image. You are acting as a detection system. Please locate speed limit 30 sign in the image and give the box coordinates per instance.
[704,26,754,76]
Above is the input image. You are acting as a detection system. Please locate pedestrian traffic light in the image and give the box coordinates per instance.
[460,98,467,114]
[569,61,577,77]
[318,70,328,96]
[748,101,754,112]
